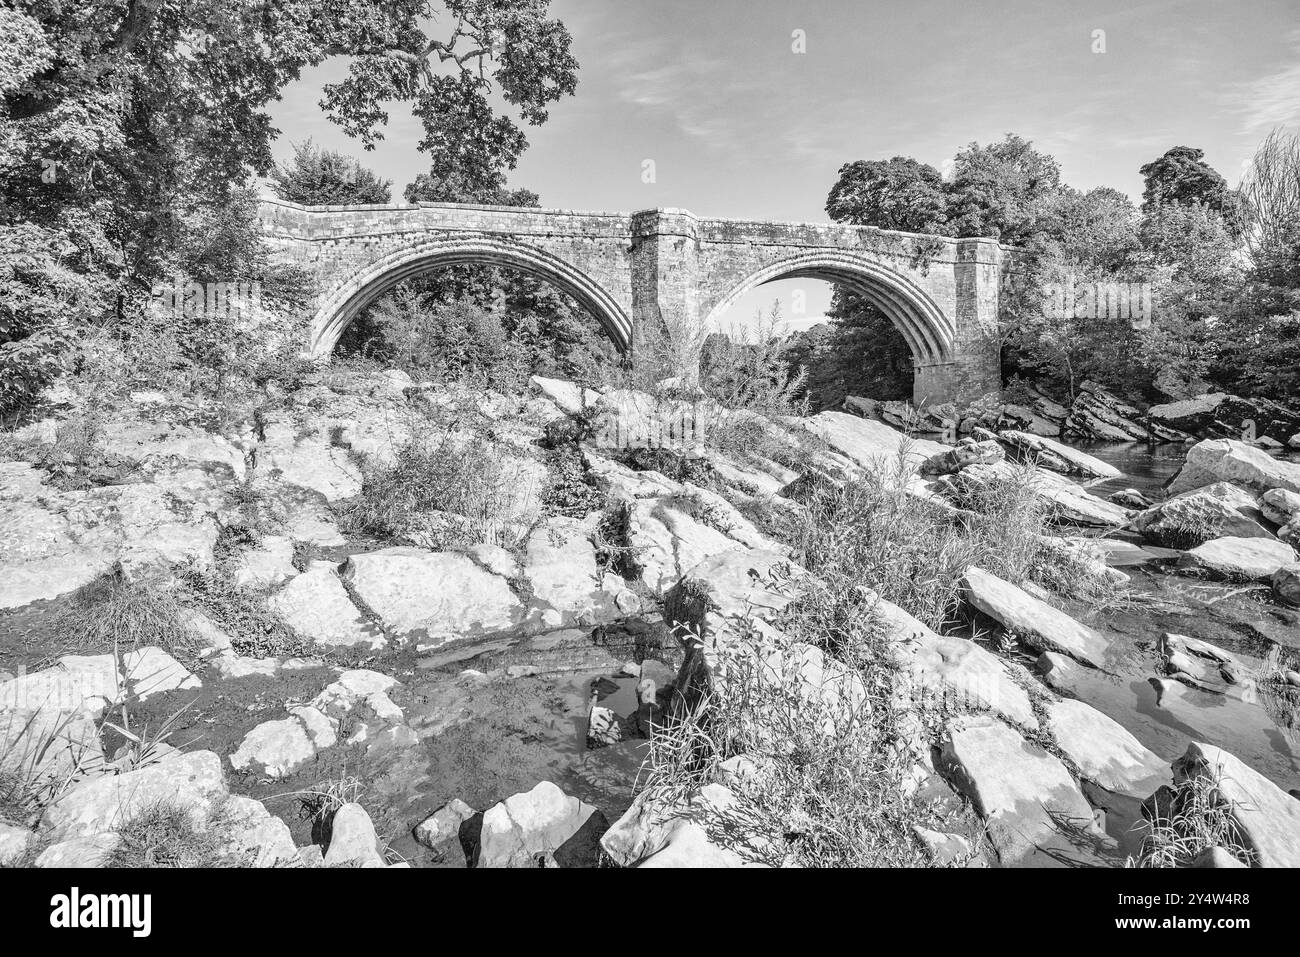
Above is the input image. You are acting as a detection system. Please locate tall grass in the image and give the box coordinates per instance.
[336,435,531,549]
[787,453,1106,632]
[641,581,977,867]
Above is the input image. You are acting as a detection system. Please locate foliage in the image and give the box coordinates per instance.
[337,434,528,549]
[51,568,198,661]
[105,800,250,868]
[825,156,949,234]
[699,302,807,420]
[1140,146,1244,234]
[271,140,393,206]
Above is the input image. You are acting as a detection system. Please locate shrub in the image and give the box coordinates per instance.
[1129,774,1253,868]
[642,585,977,867]
[51,568,198,661]
[787,455,1076,632]
[337,435,528,549]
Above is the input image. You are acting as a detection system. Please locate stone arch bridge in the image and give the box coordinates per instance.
[259,199,1014,406]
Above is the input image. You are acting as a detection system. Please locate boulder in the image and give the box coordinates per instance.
[0,822,32,863]
[1045,698,1168,798]
[1273,564,1300,606]
[997,430,1121,479]
[529,375,600,417]
[476,781,608,868]
[625,497,748,594]
[324,803,386,867]
[269,561,384,649]
[1065,382,1188,442]
[1146,392,1300,444]
[1260,488,1300,527]
[414,799,476,859]
[41,750,228,843]
[919,440,1004,477]
[801,411,950,473]
[254,420,362,502]
[342,548,524,647]
[961,567,1110,668]
[1290,433,1300,450]
[35,834,121,868]
[1132,482,1273,548]
[940,715,1107,867]
[1179,536,1297,582]
[1172,743,1300,867]
[1166,439,1300,497]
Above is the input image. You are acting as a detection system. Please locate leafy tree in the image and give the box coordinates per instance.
[271,141,392,206]
[1140,146,1243,232]
[945,134,1063,244]
[1,0,578,409]
[825,157,949,234]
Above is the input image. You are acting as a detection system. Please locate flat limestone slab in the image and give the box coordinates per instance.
[962,566,1110,668]
[1046,698,1169,798]
[941,715,1109,867]
[1175,743,1300,868]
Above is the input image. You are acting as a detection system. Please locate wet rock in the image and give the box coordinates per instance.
[1179,536,1297,582]
[997,430,1121,479]
[1166,439,1300,497]
[601,783,770,868]
[1273,564,1300,606]
[1133,482,1273,547]
[940,715,1108,867]
[1146,392,1300,444]
[343,547,523,647]
[912,826,977,866]
[476,781,608,868]
[324,803,386,868]
[1110,488,1154,509]
[1172,743,1300,867]
[1290,433,1300,450]
[269,561,385,650]
[961,566,1110,668]
[1045,698,1169,798]
[42,750,228,843]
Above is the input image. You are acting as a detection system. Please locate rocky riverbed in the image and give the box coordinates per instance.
[1,368,1298,868]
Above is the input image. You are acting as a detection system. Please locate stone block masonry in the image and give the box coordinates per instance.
[260,199,1016,406]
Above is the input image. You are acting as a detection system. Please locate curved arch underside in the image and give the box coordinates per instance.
[309,237,633,359]
[704,253,954,366]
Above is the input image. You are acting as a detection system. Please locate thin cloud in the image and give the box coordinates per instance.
[1223,29,1300,134]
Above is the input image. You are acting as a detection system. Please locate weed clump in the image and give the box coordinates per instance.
[337,435,528,549]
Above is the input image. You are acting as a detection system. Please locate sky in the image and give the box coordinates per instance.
[268,0,1300,332]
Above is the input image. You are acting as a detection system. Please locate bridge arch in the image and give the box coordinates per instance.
[702,251,955,368]
[307,236,634,359]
